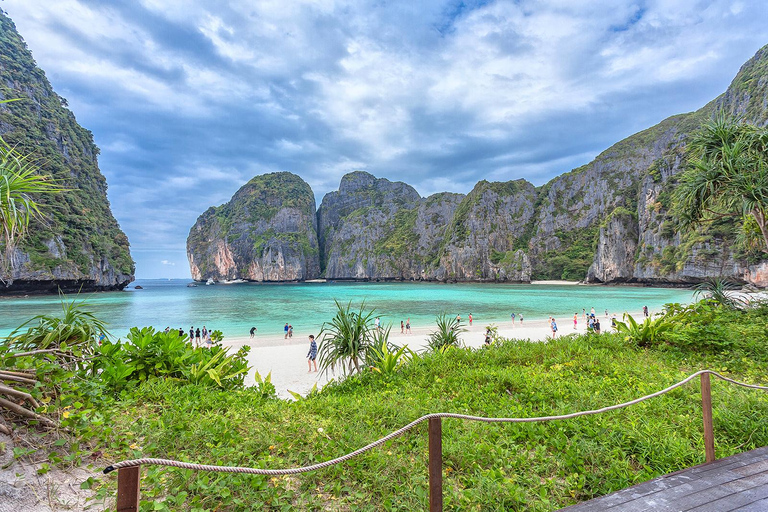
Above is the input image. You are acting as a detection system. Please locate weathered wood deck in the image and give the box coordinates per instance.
[560,446,768,511]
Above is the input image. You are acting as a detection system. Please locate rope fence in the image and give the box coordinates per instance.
[104,370,768,511]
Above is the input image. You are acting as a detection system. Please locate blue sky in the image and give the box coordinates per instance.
[3,0,768,279]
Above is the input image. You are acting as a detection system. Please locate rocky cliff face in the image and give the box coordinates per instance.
[187,172,320,282]
[0,11,134,294]
[435,180,535,282]
[317,171,444,279]
[582,45,768,287]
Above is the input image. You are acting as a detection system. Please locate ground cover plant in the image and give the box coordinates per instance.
[74,302,767,511]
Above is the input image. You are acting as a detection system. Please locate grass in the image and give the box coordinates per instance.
[88,314,768,511]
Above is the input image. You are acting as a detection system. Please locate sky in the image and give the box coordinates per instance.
[2,0,768,279]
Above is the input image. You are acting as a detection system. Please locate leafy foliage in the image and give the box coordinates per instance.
[675,115,768,253]
[693,278,748,309]
[317,300,376,375]
[613,313,674,347]
[427,313,466,352]
[91,327,250,391]
[0,137,62,282]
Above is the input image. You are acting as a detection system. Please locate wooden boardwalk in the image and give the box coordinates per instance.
[560,446,768,511]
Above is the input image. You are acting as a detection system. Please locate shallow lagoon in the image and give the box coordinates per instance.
[0,279,695,339]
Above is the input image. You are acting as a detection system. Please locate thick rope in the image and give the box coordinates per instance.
[103,370,768,475]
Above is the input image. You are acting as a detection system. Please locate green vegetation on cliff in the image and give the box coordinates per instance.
[0,12,133,281]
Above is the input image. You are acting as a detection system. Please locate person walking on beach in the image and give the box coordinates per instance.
[643,305,649,318]
[594,318,601,334]
[375,317,381,330]
[205,330,212,346]
[456,314,461,324]
[202,326,208,340]
[288,325,293,338]
[519,314,523,324]
[195,328,201,345]
[468,313,473,326]
[510,312,515,326]
[189,326,195,345]
[406,318,411,334]
[307,335,318,372]
[573,313,578,330]
[250,326,257,339]
[401,320,404,334]
[550,317,558,338]
[484,328,492,345]
[284,323,289,339]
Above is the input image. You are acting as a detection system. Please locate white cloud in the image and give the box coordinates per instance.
[161,260,176,266]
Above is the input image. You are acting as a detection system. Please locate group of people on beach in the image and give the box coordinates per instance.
[176,325,214,347]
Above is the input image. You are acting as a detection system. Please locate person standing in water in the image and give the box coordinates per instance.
[406,318,411,334]
[573,313,578,330]
[250,326,257,339]
[307,335,318,372]
[468,313,473,326]
[284,323,289,339]
[401,320,404,334]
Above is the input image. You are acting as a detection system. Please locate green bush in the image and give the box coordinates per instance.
[91,327,250,391]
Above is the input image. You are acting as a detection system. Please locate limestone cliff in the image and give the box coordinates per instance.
[317,171,455,280]
[582,45,768,287]
[435,180,535,282]
[187,172,320,282]
[0,11,134,294]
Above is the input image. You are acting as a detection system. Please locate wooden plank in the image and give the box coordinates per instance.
[558,447,768,512]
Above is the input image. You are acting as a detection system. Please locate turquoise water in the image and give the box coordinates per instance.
[0,280,695,339]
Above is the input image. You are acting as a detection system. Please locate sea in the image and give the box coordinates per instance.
[0,279,697,340]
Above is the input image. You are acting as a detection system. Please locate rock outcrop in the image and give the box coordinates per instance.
[0,11,134,294]
[187,172,320,282]
[317,172,475,280]
[435,180,535,282]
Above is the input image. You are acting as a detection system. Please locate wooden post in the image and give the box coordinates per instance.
[116,466,141,512]
[429,417,443,512]
[701,372,715,463]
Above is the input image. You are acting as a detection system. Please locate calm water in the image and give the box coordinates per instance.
[0,280,695,339]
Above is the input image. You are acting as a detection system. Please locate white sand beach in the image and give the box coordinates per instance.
[221,310,644,399]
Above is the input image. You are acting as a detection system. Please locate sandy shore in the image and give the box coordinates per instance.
[221,310,641,399]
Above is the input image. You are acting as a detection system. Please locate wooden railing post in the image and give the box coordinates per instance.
[117,466,141,512]
[701,372,715,463]
[429,417,443,512]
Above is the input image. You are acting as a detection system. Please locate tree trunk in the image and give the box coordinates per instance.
[752,208,768,254]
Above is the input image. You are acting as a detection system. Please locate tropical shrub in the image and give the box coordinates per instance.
[1,296,107,431]
[693,278,748,309]
[427,313,466,352]
[317,300,375,375]
[368,339,414,375]
[91,327,250,390]
[613,313,673,347]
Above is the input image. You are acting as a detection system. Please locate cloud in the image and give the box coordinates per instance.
[161,260,176,266]
[3,0,768,278]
